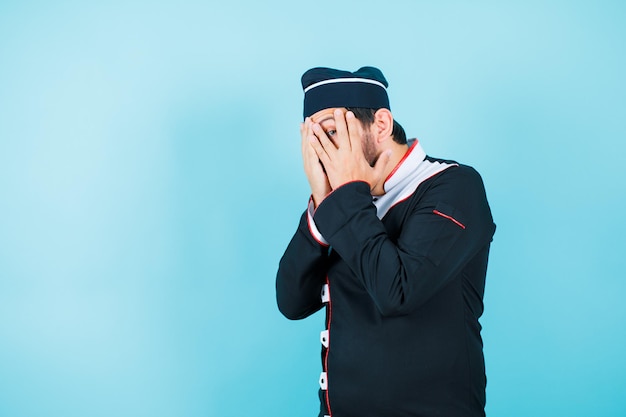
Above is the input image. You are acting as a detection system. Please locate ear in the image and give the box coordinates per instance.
[373,108,394,144]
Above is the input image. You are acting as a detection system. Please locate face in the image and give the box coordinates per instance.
[310,108,379,166]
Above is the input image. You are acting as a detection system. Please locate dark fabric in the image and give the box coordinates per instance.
[303,81,390,119]
[301,66,389,90]
[276,160,496,417]
[301,66,390,118]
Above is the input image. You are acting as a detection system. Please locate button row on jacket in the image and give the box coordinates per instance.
[321,284,330,303]
[320,285,330,396]
[320,329,329,348]
[319,371,327,390]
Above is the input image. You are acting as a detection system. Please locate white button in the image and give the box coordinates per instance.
[321,284,330,303]
[320,330,329,348]
[319,371,327,390]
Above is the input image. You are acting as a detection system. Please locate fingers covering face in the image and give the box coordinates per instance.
[309,123,333,164]
[345,111,362,154]
[301,118,310,156]
[332,108,351,151]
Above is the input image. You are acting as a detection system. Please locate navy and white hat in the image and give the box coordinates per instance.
[301,66,390,119]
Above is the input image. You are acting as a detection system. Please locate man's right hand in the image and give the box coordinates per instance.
[301,117,331,209]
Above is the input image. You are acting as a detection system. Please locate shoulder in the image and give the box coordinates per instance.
[420,156,494,233]
[425,156,486,188]
[417,157,491,220]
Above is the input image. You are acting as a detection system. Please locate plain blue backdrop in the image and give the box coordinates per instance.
[1,1,625,416]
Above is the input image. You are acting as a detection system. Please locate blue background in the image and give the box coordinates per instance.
[1,1,625,416]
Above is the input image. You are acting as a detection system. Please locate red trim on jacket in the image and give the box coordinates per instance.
[384,140,419,184]
[307,211,330,247]
[385,167,457,216]
[433,209,466,229]
[307,196,330,247]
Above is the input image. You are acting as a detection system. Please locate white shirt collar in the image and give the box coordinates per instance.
[372,140,457,219]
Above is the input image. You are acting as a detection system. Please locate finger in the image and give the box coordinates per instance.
[303,138,318,165]
[372,149,393,184]
[308,129,332,166]
[302,117,311,138]
[300,118,306,140]
[311,123,337,156]
[345,111,362,155]
[304,136,321,168]
[301,117,312,156]
[332,108,350,150]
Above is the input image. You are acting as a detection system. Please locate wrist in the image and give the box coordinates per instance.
[311,193,325,209]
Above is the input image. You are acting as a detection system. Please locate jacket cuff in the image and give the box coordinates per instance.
[313,181,372,240]
[307,197,329,246]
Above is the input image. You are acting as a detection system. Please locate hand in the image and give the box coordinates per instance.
[309,109,391,192]
[301,117,331,208]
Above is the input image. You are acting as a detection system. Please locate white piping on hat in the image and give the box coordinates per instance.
[304,77,386,93]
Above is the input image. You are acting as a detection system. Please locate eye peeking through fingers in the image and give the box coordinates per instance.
[326,129,337,137]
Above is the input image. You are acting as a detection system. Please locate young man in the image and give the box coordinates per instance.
[276,66,496,417]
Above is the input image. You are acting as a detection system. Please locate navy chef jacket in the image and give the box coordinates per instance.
[276,140,496,417]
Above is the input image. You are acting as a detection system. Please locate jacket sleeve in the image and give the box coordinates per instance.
[313,168,495,317]
[276,208,330,320]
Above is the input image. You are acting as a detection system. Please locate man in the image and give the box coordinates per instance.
[276,66,496,417]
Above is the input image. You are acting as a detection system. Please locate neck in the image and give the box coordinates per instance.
[372,142,410,196]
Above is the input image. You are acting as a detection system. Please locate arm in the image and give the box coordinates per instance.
[276,205,330,320]
[313,167,495,317]
[275,118,334,320]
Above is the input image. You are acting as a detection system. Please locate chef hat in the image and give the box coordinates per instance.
[301,66,390,119]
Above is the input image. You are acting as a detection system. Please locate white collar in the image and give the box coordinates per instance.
[372,140,457,219]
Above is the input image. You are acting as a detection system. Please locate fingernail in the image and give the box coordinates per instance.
[346,111,354,119]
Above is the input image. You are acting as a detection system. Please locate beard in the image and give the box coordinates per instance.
[362,130,380,167]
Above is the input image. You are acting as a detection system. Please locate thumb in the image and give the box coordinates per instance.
[372,149,393,181]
